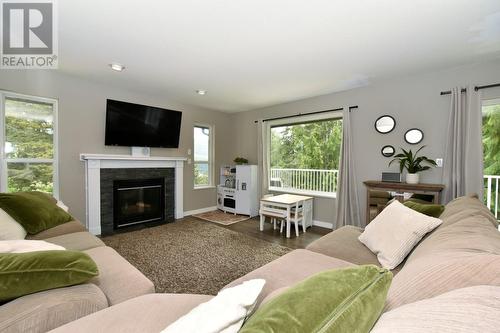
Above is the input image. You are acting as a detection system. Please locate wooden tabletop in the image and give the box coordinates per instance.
[261,193,313,204]
[363,180,445,191]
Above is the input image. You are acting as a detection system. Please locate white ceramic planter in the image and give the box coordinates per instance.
[406,173,420,184]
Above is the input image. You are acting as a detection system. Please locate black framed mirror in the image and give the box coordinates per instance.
[404,128,424,144]
[374,115,396,134]
[381,145,395,157]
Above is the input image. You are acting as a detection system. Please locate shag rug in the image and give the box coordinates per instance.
[101,218,290,295]
[193,209,251,225]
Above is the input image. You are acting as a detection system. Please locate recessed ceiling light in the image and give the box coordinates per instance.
[109,63,125,72]
[196,90,207,95]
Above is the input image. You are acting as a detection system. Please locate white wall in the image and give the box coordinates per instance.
[230,59,500,225]
[0,70,236,222]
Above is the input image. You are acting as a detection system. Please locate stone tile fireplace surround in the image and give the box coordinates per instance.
[80,154,186,235]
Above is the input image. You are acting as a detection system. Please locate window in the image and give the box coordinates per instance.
[482,99,499,220]
[267,112,342,197]
[193,124,213,188]
[0,92,58,196]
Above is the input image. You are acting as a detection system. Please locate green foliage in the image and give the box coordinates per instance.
[482,105,500,176]
[4,98,54,194]
[270,119,343,170]
[389,146,437,174]
[194,163,209,186]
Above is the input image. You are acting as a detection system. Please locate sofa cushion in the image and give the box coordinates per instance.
[385,252,500,311]
[373,285,500,333]
[27,220,87,240]
[50,293,213,333]
[240,265,392,333]
[0,208,27,240]
[0,192,73,234]
[0,284,108,333]
[44,232,105,251]
[224,249,354,308]
[84,246,155,305]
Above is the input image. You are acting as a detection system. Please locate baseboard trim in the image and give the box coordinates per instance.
[184,206,218,216]
[312,220,333,229]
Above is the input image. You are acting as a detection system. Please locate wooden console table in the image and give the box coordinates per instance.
[363,180,445,225]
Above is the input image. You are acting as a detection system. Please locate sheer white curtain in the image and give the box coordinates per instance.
[257,120,269,199]
[334,107,362,229]
[442,85,484,203]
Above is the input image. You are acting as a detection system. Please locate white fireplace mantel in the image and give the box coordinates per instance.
[80,153,187,235]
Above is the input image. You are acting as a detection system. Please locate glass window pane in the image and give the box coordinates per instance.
[194,163,209,186]
[482,102,500,219]
[7,162,53,194]
[194,126,209,162]
[5,98,54,159]
[269,118,342,193]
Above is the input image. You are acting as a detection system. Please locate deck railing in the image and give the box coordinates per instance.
[484,175,500,220]
[269,168,338,195]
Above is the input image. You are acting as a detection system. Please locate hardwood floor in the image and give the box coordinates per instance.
[220,216,331,249]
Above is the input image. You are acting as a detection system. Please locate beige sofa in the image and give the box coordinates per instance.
[5,194,500,332]
[0,219,155,333]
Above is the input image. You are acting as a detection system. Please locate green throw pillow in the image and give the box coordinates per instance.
[240,265,392,333]
[0,192,73,234]
[403,200,444,218]
[0,250,98,301]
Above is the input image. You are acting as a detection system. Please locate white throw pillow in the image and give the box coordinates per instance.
[371,285,500,333]
[0,240,65,253]
[162,279,266,333]
[0,208,27,240]
[358,200,442,269]
[56,200,69,212]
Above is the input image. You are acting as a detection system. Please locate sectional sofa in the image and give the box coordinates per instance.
[2,194,499,332]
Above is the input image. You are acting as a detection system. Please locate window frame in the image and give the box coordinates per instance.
[0,90,59,198]
[193,123,215,189]
[266,111,343,198]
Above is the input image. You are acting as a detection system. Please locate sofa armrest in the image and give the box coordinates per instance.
[26,220,87,240]
[0,284,108,333]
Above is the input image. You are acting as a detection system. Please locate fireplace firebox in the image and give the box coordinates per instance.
[113,178,165,229]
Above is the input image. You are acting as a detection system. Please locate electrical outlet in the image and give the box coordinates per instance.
[187,158,192,164]
[187,149,191,155]
[435,158,443,168]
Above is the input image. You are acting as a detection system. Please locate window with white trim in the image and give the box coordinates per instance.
[193,124,213,188]
[0,92,58,197]
[267,112,342,197]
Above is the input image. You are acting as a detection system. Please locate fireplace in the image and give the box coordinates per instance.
[113,178,165,229]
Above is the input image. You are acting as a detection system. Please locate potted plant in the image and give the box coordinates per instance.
[233,157,249,165]
[389,146,436,184]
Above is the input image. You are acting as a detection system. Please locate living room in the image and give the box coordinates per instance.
[0,1,500,332]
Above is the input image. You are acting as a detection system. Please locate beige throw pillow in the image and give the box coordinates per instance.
[372,285,500,333]
[0,208,27,240]
[359,200,442,269]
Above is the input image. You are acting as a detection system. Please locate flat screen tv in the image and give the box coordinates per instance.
[105,99,182,148]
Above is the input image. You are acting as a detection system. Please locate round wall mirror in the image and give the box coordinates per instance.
[404,128,424,144]
[381,145,395,157]
[375,115,396,134]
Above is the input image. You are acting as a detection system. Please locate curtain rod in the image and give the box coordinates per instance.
[440,83,500,95]
[253,105,358,123]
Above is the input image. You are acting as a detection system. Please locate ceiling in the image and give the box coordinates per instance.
[59,0,500,112]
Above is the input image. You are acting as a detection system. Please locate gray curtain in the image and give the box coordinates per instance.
[335,107,361,229]
[257,120,269,199]
[442,85,484,203]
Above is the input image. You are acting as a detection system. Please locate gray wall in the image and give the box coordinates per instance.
[0,70,235,222]
[230,60,500,225]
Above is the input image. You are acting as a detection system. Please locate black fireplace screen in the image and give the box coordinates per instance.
[113,178,165,229]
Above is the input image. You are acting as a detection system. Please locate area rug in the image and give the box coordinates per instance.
[101,218,291,295]
[193,209,251,225]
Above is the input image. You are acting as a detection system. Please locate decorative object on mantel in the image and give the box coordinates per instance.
[233,157,249,165]
[389,146,437,184]
[381,145,395,157]
[374,115,396,134]
[404,128,424,144]
[193,210,251,226]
